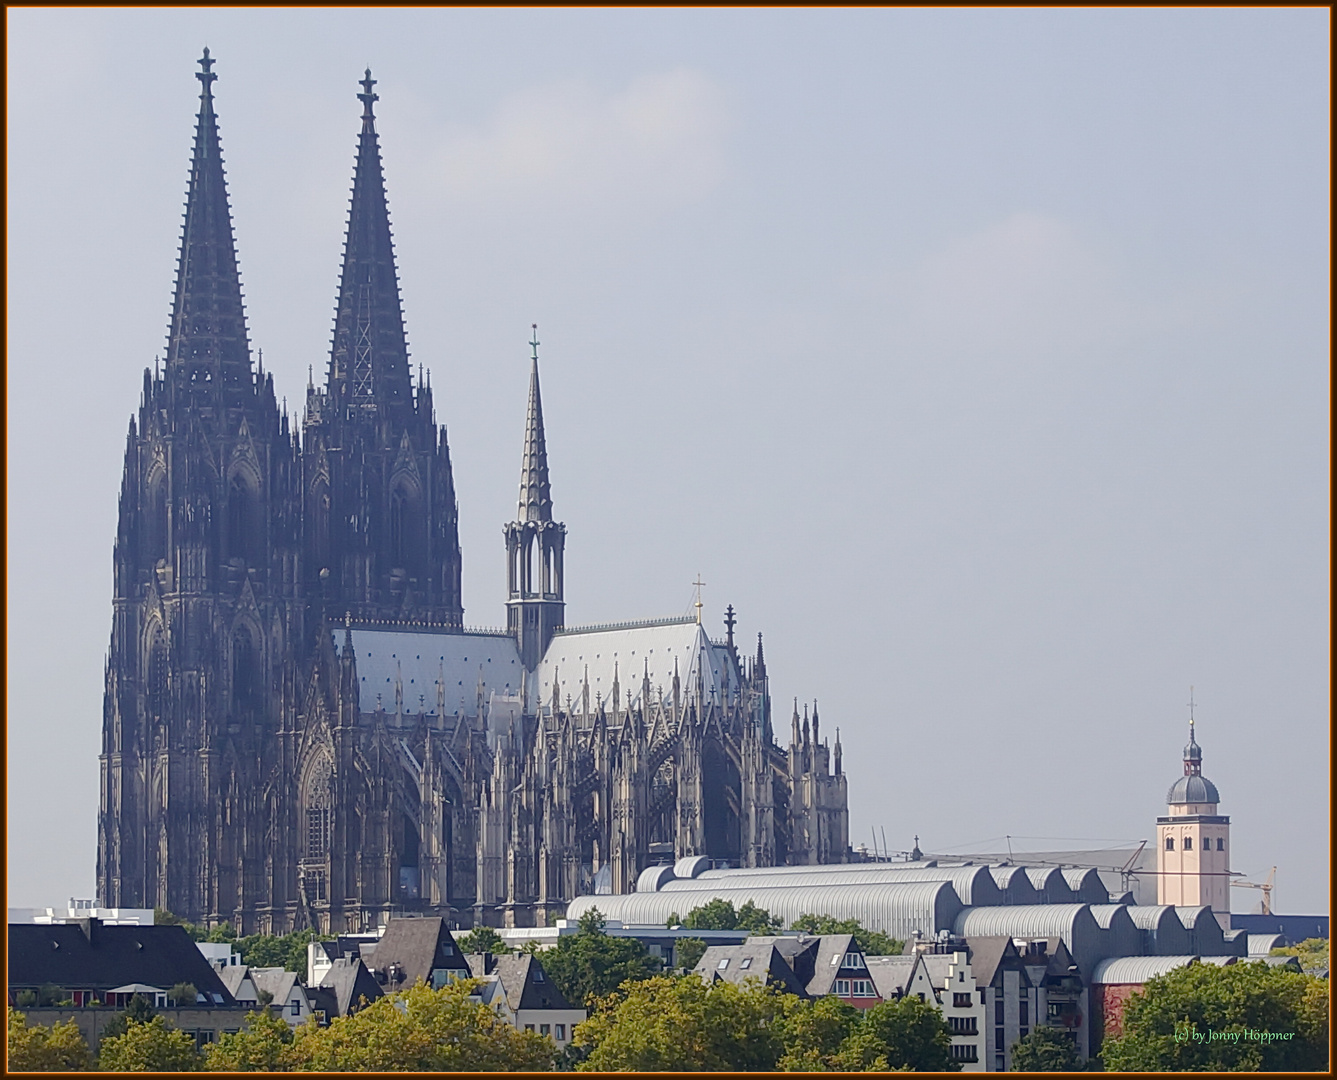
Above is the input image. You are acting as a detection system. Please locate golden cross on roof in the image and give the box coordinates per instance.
[693,574,706,624]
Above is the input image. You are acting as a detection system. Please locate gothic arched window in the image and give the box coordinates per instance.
[232,628,258,716]
[302,756,333,859]
[146,477,167,563]
[1165,837,1174,851]
[388,481,423,574]
[147,633,168,719]
[228,473,260,565]
[1183,836,1193,851]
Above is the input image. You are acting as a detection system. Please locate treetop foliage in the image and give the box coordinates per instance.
[456,925,513,955]
[789,913,904,956]
[671,898,784,934]
[97,1014,203,1072]
[1270,937,1329,975]
[1102,959,1328,1072]
[573,973,959,1072]
[1010,1025,1083,1071]
[7,1010,93,1072]
[153,909,333,973]
[537,907,663,1008]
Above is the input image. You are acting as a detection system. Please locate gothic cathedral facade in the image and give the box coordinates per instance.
[98,54,850,933]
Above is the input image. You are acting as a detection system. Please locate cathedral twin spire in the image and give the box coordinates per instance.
[328,69,414,425]
[166,49,252,407]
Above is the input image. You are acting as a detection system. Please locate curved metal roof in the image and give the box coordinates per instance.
[1247,933,1286,957]
[954,904,1106,975]
[1167,774,1220,805]
[1125,905,1192,955]
[1174,906,1226,955]
[566,879,963,940]
[1089,905,1142,959]
[1091,955,1198,984]
[1025,868,1075,904]
[675,865,1002,906]
[1060,868,1108,904]
[989,867,1040,906]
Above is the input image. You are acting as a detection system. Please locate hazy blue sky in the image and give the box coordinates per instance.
[7,9,1329,912]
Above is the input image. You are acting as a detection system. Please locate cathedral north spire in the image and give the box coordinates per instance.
[518,325,554,523]
[165,49,252,403]
[328,67,412,421]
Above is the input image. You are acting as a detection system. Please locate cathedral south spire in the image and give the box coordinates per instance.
[506,327,567,670]
[328,68,412,423]
[165,48,252,411]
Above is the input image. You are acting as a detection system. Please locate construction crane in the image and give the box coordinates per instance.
[1231,866,1276,915]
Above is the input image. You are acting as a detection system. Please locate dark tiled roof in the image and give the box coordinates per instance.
[317,957,383,1016]
[7,921,235,1003]
[961,936,1022,989]
[365,918,469,991]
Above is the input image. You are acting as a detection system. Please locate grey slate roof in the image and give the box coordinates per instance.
[805,934,861,997]
[961,936,1026,989]
[693,941,811,997]
[6,921,236,1003]
[865,955,918,998]
[341,629,524,718]
[317,956,383,1016]
[365,917,469,990]
[464,953,577,1011]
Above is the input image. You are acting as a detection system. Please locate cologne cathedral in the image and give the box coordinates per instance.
[98,53,850,933]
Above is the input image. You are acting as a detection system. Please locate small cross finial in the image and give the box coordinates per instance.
[358,68,378,118]
[692,574,706,624]
[530,324,540,362]
[197,48,217,90]
[1188,685,1196,732]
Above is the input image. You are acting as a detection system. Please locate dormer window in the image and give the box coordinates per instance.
[843,952,866,969]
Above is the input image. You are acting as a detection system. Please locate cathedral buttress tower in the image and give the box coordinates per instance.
[303,70,463,628]
[99,51,301,927]
[505,329,566,669]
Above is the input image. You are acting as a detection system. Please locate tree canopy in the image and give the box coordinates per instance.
[285,980,556,1071]
[203,1010,293,1072]
[789,913,904,956]
[7,1011,93,1072]
[1102,959,1329,1072]
[537,908,663,1008]
[456,925,513,955]
[574,971,961,1072]
[153,909,331,973]
[670,898,783,934]
[96,1014,203,1072]
[1270,937,1330,975]
[1010,1025,1083,1071]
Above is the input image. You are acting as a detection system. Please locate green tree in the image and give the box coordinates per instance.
[775,993,860,1071]
[538,908,663,1008]
[233,929,331,974]
[1011,1025,1082,1071]
[833,995,959,1072]
[7,1010,93,1072]
[99,993,157,1042]
[456,925,513,954]
[96,1015,202,1072]
[790,913,904,956]
[1271,937,1330,975]
[285,979,555,1071]
[574,973,789,1071]
[1102,960,1328,1072]
[675,937,709,972]
[168,982,199,1006]
[680,898,782,934]
[203,1010,294,1072]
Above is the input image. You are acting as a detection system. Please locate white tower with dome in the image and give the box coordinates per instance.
[1156,697,1231,914]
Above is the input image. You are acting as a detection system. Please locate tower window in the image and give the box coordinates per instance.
[1165,837,1174,851]
[1183,837,1192,851]
[1217,838,1225,851]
